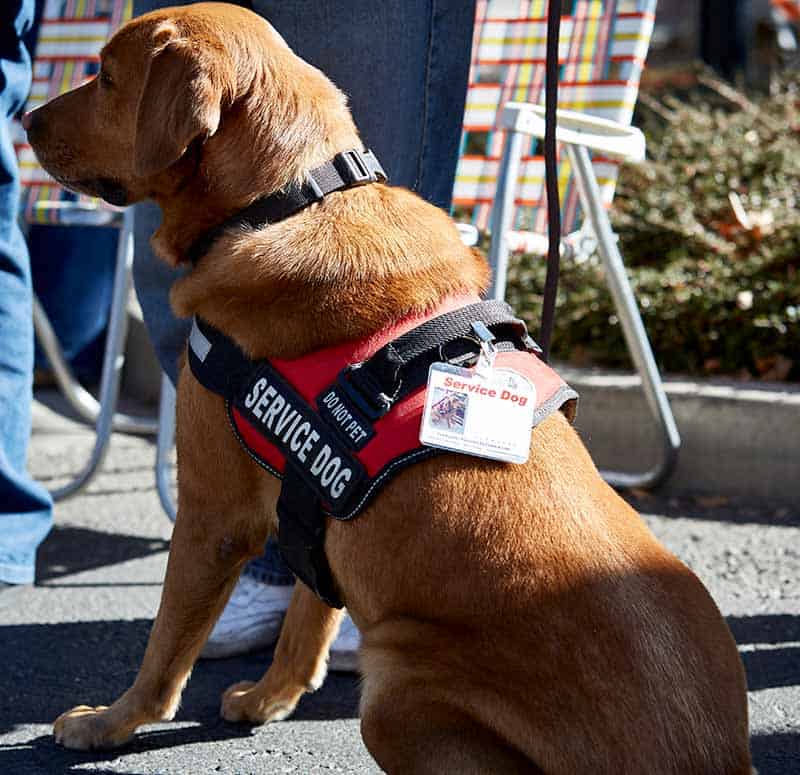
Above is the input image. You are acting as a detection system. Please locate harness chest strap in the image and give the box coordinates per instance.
[188,300,578,607]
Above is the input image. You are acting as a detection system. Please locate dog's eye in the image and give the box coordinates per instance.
[98,69,113,87]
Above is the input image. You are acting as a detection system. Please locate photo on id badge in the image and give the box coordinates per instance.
[429,388,468,434]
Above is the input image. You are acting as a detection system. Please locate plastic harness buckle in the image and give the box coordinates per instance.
[334,149,387,187]
[335,362,394,422]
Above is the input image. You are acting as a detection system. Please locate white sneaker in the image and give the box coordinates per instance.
[200,575,294,659]
[329,612,361,673]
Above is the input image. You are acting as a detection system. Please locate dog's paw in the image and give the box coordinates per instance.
[53,705,132,750]
[221,680,303,725]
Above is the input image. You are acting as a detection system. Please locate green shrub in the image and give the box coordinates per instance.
[503,73,800,381]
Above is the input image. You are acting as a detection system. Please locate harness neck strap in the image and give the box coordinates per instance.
[186,148,387,266]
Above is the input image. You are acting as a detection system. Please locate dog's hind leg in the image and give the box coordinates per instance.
[221,581,343,724]
[361,689,540,775]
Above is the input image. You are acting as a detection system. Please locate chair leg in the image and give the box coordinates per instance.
[32,292,157,436]
[155,371,177,522]
[565,143,680,489]
[47,208,137,500]
[487,128,527,301]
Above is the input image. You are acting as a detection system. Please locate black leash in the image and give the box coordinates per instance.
[539,0,562,363]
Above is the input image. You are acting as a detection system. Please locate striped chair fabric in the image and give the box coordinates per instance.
[14,0,132,224]
[454,0,656,247]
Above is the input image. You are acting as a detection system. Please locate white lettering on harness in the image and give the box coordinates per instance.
[319,389,370,445]
[310,444,353,500]
[253,385,276,418]
[245,378,267,410]
[264,394,285,428]
[242,373,357,504]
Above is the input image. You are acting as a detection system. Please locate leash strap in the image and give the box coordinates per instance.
[186,148,387,265]
[539,0,562,363]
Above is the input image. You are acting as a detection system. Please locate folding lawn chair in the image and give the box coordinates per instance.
[15,0,156,501]
[453,0,681,488]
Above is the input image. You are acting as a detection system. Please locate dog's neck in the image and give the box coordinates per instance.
[144,35,488,360]
[149,133,363,269]
[149,45,366,267]
[167,183,490,361]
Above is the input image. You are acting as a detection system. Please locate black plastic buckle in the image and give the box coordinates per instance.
[334,149,387,187]
[335,363,392,422]
[305,175,325,201]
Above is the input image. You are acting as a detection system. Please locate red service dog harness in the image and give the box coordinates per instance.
[188,296,577,607]
[185,149,576,607]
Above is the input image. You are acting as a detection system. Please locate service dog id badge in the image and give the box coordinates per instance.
[419,360,537,464]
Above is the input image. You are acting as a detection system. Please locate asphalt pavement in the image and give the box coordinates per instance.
[1,390,798,774]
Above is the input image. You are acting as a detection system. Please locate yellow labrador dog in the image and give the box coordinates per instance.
[25,4,751,772]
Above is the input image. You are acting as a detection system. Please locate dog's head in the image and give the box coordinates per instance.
[25,3,360,216]
[26,3,489,352]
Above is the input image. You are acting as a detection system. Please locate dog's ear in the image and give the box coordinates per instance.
[134,30,230,178]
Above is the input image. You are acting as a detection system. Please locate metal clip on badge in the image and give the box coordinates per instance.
[471,321,497,378]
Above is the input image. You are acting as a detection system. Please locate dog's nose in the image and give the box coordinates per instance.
[21,110,40,133]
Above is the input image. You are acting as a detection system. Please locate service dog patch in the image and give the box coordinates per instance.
[233,364,365,509]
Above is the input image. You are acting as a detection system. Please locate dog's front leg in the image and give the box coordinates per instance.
[54,375,268,750]
[53,498,253,749]
[221,581,343,724]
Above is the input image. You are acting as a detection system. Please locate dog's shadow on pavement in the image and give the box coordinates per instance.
[728,613,800,692]
[35,524,170,585]
[0,724,252,775]
[728,613,800,775]
[0,618,360,772]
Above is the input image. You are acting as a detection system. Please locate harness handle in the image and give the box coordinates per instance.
[340,301,540,418]
[539,0,563,363]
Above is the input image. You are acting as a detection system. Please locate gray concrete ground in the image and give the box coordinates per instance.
[1,390,798,774]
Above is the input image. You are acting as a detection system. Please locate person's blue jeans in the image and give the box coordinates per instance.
[132,0,474,586]
[0,0,53,584]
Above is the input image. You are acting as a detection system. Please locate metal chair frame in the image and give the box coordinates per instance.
[455,1,681,489]
[488,103,680,488]
[29,208,158,501]
[21,0,158,501]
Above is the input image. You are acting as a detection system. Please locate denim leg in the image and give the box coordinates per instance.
[0,0,53,584]
[132,0,474,586]
[132,201,189,385]
[250,0,475,209]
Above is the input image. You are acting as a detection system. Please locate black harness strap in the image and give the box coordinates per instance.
[277,464,342,608]
[186,149,386,266]
[334,301,540,423]
[188,301,542,609]
[188,316,253,396]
